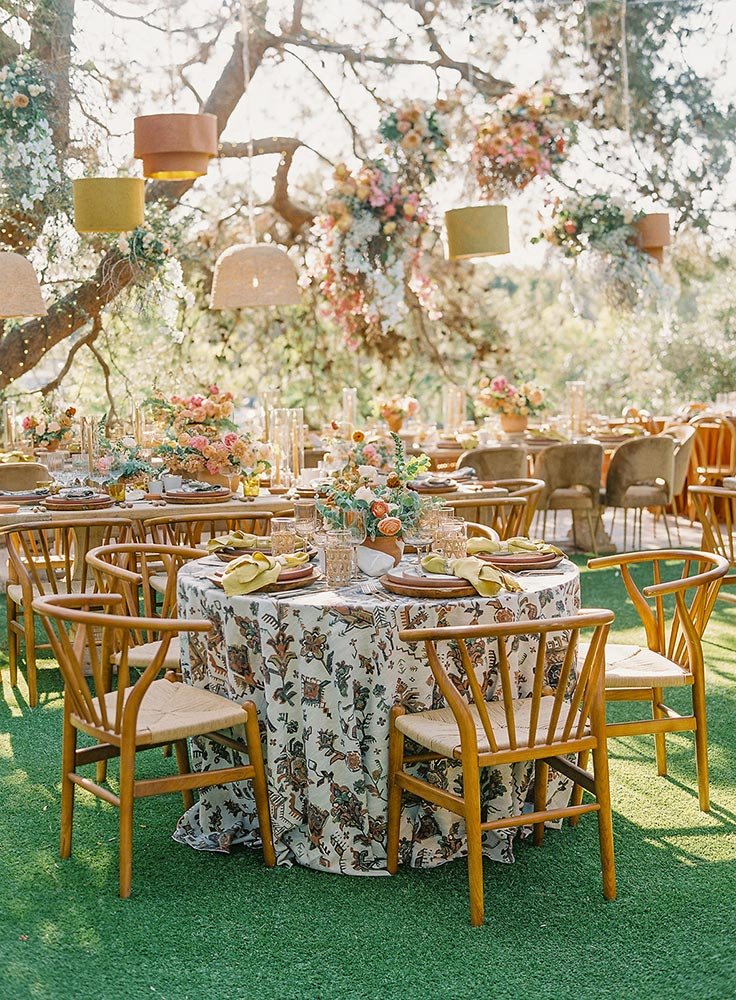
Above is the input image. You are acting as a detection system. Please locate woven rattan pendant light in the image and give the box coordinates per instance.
[134,113,218,180]
[0,252,47,317]
[210,0,300,310]
[445,205,510,260]
[73,177,145,233]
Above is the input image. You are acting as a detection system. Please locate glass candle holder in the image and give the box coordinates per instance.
[241,471,261,497]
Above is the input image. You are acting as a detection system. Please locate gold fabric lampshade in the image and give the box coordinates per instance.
[634,212,671,263]
[134,113,218,180]
[0,252,47,318]
[210,244,301,309]
[73,178,145,233]
[445,205,510,260]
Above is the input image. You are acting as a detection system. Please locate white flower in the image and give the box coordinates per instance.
[117,234,130,254]
[357,465,379,482]
[354,485,378,503]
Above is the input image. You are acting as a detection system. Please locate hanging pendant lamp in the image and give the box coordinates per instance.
[73,178,145,233]
[134,113,218,180]
[445,205,510,260]
[633,212,670,264]
[0,252,47,317]
[210,244,301,308]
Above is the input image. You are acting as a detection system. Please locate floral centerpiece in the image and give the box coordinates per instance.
[94,434,157,498]
[474,376,546,434]
[317,434,431,568]
[532,193,664,311]
[349,430,397,475]
[472,87,569,199]
[375,395,419,433]
[21,404,76,450]
[145,385,270,487]
[308,160,434,355]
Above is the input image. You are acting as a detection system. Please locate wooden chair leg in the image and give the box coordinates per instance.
[585,510,598,556]
[118,742,136,899]
[592,742,617,901]
[692,674,710,812]
[386,706,406,874]
[661,507,672,547]
[60,707,77,860]
[533,759,548,846]
[463,756,485,927]
[174,740,194,810]
[243,702,276,867]
[568,748,590,826]
[652,687,668,776]
[623,508,628,551]
[6,600,18,687]
[23,607,38,708]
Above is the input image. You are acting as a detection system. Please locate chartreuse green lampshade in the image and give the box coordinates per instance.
[73,177,145,233]
[445,205,510,260]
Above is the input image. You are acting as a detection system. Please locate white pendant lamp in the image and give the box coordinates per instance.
[210,0,301,310]
[445,205,510,260]
[0,252,47,317]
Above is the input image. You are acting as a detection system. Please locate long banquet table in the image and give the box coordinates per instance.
[173,554,581,874]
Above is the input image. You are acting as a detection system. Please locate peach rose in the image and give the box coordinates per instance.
[371,500,389,518]
[377,516,401,536]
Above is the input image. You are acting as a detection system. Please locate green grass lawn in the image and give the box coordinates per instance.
[1,558,736,1000]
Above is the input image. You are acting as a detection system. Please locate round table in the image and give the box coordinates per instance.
[174,556,581,874]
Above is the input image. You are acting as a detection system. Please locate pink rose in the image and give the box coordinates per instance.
[209,385,219,395]
[223,432,239,448]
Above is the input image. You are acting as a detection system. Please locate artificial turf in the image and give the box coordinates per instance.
[1,557,735,1000]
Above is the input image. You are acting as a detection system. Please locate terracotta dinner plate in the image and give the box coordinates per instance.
[479,552,564,571]
[278,563,315,582]
[386,568,468,589]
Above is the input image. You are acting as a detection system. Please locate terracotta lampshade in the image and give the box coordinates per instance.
[0,252,47,318]
[134,113,218,180]
[210,244,301,309]
[445,205,510,260]
[633,212,671,263]
[73,178,145,233]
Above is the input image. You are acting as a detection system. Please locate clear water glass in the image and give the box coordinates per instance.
[271,517,297,556]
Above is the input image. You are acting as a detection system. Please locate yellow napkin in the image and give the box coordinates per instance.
[420,553,521,596]
[221,552,280,596]
[466,536,503,555]
[207,530,261,553]
[449,557,522,597]
[421,553,451,575]
[505,537,564,556]
[277,552,310,568]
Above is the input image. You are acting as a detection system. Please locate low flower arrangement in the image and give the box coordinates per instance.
[349,430,397,475]
[474,376,547,418]
[379,99,449,182]
[145,386,270,479]
[21,404,76,449]
[376,395,419,431]
[472,87,569,199]
[309,160,434,353]
[95,435,156,486]
[318,435,430,541]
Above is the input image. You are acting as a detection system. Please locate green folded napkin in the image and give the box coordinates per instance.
[419,553,522,596]
[448,556,522,596]
[466,536,503,555]
[207,530,262,553]
[504,537,564,556]
[222,552,281,596]
[277,552,310,568]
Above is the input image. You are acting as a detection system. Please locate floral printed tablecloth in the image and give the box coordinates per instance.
[173,556,581,875]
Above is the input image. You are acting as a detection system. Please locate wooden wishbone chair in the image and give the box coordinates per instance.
[446,495,528,540]
[689,485,736,605]
[571,549,728,815]
[32,593,275,898]
[139,511,276,595]
[0,517,134,708]
[491,478,545,535]
[387,609,616,926]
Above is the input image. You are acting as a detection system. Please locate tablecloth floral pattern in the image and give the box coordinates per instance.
[173,557,581,874]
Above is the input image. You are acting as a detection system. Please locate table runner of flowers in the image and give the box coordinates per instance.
[174,557,581,874]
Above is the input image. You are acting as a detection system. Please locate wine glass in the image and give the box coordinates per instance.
[293,499,318,550]
[404,507,434,567]
[339,509,367,578]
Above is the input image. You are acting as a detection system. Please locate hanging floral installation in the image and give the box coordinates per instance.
[532,192,670,312]
[472,87,569,199]
[0,56,61,216]
[307,100,448,357]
